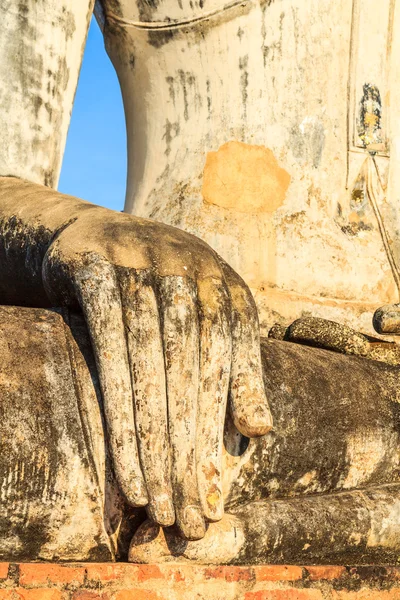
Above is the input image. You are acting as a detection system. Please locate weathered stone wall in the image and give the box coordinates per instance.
[1,563,400,599]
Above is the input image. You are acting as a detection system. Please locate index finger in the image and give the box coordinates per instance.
[74,253,148,506]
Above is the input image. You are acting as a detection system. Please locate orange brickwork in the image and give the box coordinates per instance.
[1,564,400,599]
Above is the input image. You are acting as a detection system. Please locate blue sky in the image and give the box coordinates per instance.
[58,17,126,212]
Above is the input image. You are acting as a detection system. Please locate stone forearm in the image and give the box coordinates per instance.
[0,1,94,188]
[231,484,400,564]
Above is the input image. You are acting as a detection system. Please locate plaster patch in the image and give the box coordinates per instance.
[202,141,291,214]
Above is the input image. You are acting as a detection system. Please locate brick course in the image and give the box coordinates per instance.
[0,564,400,599]
[20,565,85,587]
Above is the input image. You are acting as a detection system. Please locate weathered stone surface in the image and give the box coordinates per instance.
[3,1,400,337]
[269,317,400,365]
[130,336,400,563]
[0,176,272,544]
[226,338,400,510]
[2,304,400,563]
[97,0,400,336]
[0,306,113,561]
[3,0,400,568]
[0,1,94,188]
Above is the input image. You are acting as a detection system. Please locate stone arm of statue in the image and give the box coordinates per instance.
[0,176,272,540]
[269,316,400,366]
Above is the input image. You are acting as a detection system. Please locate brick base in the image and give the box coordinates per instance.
[1,563,400,599]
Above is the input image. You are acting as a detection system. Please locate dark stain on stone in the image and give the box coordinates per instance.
[0,514,50,561]
[351,171,368,213]
[163,119,180,156]
[32,95,43,119]
[179,70,189,121]
[206,78,211,118]
[56,55,70,92]
[166,75,176,105]
[60,8,77,41]
[98,0,126,18]
[178,70,196,121]
[341,222,373,236]
[262,11,284,67]
[147,29,176,49]
[239,55,249,119]
[0,216,54,306]
[43,169,55,188]
[289,118,325,169]
[135,0,161,24]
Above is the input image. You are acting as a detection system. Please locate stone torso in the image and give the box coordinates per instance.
[97,0,400,335]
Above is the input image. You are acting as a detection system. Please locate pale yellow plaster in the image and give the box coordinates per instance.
[202,141,291,214]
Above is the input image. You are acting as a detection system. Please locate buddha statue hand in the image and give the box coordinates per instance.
[0,177,272,540]
[373,304,400,335]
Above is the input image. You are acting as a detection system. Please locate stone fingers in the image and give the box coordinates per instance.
[118,268,175,527]
[196,276,231,522]
[72,252,264,536]
[73,255,148,507]
[158,276,206,540]
[374,304,400,334]
[219,259,273,438]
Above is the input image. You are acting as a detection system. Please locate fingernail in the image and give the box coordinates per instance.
[179,505,206,540]
[205,487,224,522]
[149,494,175,527]
[237,402,273,437]
[253,403,273,433]
[131,478,149,507]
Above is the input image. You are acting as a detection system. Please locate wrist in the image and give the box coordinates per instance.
[0,177,99,306]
